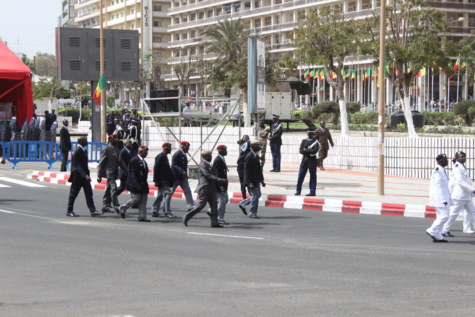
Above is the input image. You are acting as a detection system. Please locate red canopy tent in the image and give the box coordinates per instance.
[0,41,33,126]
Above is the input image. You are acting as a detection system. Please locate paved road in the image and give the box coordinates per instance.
[2,169,475,316]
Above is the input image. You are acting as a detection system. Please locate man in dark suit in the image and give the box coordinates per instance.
[172,141,195,211]
[239,140,266,219]
[66,136,102,217]
[152,142,177,218]
[213,145,230,225]
[128,120,140,157]
[295,129,320,196]
[59,119,71,172]
[116,139,133,197]
[314,121,334,171]
[183,150,227,228]
[119,145,151,222]
[268,114,284,172]
[237,135,250,200]
[97,135,127,213]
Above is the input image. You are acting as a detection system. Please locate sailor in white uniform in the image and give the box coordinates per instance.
[426,154,453,242]
[442,151,475,237]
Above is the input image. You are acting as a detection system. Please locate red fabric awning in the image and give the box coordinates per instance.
[0,41,33,126]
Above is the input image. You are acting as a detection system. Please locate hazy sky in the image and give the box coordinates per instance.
[0,0,59,58]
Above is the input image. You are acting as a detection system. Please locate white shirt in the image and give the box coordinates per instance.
[429,165,453,207]
[450,163,475,200]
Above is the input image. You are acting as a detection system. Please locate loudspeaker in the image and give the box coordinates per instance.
[148,90,179,113]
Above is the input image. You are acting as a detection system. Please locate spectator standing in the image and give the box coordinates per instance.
[59,119,71,172]
[258,120,270,168]
[268,114,283,172]
[295,129,320,197]
[314,121,334,171]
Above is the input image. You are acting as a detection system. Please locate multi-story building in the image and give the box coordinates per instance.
[167,0,474,106]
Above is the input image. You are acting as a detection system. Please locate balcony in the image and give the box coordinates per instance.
[168,37,203,48]
[75,0,98,10]
[427,1,475,11]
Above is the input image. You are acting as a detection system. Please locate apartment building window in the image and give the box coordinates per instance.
[376,0,381,7]
[448,13,464,25]
[153,6,162,12]
[447,0,463,2]
[191,13,196,21]
[154,51,162,59]
[362,0,371,9]
[333,4,342,14]
[348,1,356,12]
[175,18,180,24]
[191,47,197,55]
[274,34,280,44]
[208,10,213,17]
[217,8,222,15]
[265,17,271,26]
[131,23,135,29]
[254,19,261,27]
[245,2,251,9]
[199,45,204,53]
[275,0,282,4]
[199,12,204,19]
[130,9,134,14]
[153,36,163,43]
[191,30,196,37]
[255,0,260,8]
[153,20,162,27]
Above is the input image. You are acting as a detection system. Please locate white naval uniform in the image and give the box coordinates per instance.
[426,165,453,240]
[442,163,475,234]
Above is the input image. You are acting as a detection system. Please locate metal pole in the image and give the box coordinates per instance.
[377,0,386,196]
[99,0,106,143]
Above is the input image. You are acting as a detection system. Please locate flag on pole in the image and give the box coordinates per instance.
[443,84,446,93]
[319,69,325,81]
[453,58,460,71]
[350,68,356,82]
[362,69,366,82]
[366,68,371,81]
[92,75,106,104]
[304,69,309,79]
[415,67,426,78]
[310,69,315,79]
[314,69,319,80]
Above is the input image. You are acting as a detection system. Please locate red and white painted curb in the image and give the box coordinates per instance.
[28,170,436,219]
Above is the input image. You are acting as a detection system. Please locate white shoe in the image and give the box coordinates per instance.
[463,230,475,234]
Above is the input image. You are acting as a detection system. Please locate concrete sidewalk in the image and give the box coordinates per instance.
[28,147,436,219]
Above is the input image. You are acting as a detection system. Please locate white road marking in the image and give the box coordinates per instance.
[0,184,10,187]
[187,232,264,240]
[0,177,46,187]
[0,209,16,214]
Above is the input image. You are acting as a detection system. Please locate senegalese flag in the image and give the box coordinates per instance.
[439,67,446,73]
[350,68,356,82]
[362,69,366,82]
[371,67,377,80]
[453,58,460,71]
[319,69,325,81]
[384,57,389,74]
[310,69,315,79]
[304,69,310,79]
[331,70,337,79]
[341,68,345,78]
[366,68,371,81]
[461,60,467,69]
[443,84,446,93]
[377,68,380,89]
[415,67,426,78]
[314,68,319,80]
[92,75,105,104]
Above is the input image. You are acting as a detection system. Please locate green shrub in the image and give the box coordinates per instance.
[350,112,378,124]
[292,110,314,121]
[454,100,475,126]
[57,108,92,123]
[312,101,339,125]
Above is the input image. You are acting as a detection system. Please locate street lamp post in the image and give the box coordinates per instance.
[377,0,386,196]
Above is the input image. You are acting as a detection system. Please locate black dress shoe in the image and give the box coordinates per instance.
[239,205,247,215]
[206,211,212,217]
[442,231,454,237]
[101,208,112,213]
[269,169,276,172]
[274,170,280,173]
[211,224,224,228]
[434,239,448,243]
[66,211,79,217]
[294,192,301,196]
[90,210,102,217]
[114,207,120,214]
[183,214,190,227]
[305,193,316,197]
[152,212,160,217]
[426,231,436,241]
[138,217,151,222]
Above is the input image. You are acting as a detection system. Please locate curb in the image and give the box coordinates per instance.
[28,171,437,219]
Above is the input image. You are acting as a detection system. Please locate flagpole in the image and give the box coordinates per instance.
[99,0,106,143]
[377,0,386,196]
[457,55,460,105]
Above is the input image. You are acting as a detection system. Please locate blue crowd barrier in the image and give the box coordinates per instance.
[1,141,107,170]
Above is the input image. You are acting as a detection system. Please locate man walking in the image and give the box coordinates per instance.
[268,114,283,172]
[119,146,151,222]
[97,135,127,213]
[237,135,250,199]
[152,143,177,218]
[239,140,266,219]
[213,145,230,225]
[59,119,71,172]
[426,154,452,242]
[314,121,334,171]
[172,141,195,211]
[183,150,227,228]
[295,129,320,196]
[66,136,102,217]
[116,139,133,197]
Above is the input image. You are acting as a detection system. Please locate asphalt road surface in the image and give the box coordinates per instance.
[2,169,475,316]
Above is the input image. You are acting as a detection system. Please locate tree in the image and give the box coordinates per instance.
[173,53,194,97]
[367,0,449,137]
[294,7,366,137]
[33,53,56,77]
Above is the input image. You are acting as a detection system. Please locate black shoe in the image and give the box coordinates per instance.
[138,217,151,222]
[183,214,190,227]
[239,205,247,215]
[152,212,160,217]
[218,219,230,225]
[91,210,102,217]
[269,169,276,172]
[211,224,224,228]
[305,193,316,197]
[164,212,178,218]
[426,231,436,241]
[274,170,280,173]
[442,231,454,237]
[206,211,212,218]
[114,207,120,214]
[66,211,79,217]
[434,239,448,243]
[294,192,301,196]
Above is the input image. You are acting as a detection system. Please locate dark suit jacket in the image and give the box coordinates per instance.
[153,152,175,187]
[314,127,334,151]
[194,160,225,196]
[243,150,264,187]
[59,127,71,152]
[237,141,250,168]
[269,121,284,147]
[98,146,126,179]
[212,155,228,191]
[299,137,320,167]
[68,147,89,184]
[172,150,188,181]
[118,148,132,179]
[126,156,149,194]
